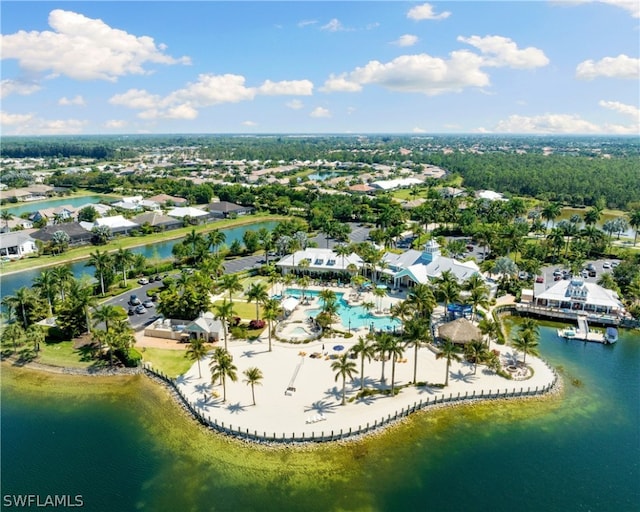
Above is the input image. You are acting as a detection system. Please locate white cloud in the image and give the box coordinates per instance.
[321,19,345,32]
[257,79,313,96]
[494,113,601,133]
[310,107,331,118]
[0,111,34,125]
[1,9,191,82]
[0,79,41,99]
[110,74,312,120]
[598,100,640,118]
[412,127,427,133]
[242,120,258,127]
[298,20,317,28]
[407,3,451,21]
[58,95,86,106]
[576,54,640,79]
[458,35,549,68]
[323,51,489,95]
[104,119,127,129]
[391,34,419,47]
[564,0,640,18]
[286,99,304,110]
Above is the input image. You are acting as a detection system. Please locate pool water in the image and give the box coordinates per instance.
[287,288,401,331]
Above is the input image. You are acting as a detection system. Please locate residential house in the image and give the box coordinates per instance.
[0,215,33,233]
[0,232,38,259]
[29,205,76,225]
[167,206,210,220]
[146,194,188,207]
[207,201,254,218]
[31,223,92,245]
[132,212,183,231]
[80,215,139,235]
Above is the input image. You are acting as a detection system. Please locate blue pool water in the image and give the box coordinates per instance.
[286,288,401,331]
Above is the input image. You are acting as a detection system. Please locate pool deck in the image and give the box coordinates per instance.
[168,285,557,441]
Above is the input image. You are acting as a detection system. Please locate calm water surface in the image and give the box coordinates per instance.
[1,324,638,511]
[2,195,113,217]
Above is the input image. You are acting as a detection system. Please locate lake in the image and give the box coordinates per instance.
[2,195,114,217]
[1,324,638,511]
[0,221,280,297]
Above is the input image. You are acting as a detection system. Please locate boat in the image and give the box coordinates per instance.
[557,327,577,339]
[604,327,618,344]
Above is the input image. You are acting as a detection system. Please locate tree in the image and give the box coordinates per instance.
[114,248,135,286]
[465,277,490,321]
[243,367,264,405]
[374,332,394,384]
[387,336,405,396]
[512,322,540,365]
[435,271,461,314]
[402,318,430,384]
[87,249,113,296]
[262,298,282,352]
[465,340,488,375]
[77,205,98,223]
[541,202,561,231]
[492,256,518,278]
[628,210,640,246]
[33,269,57,317]
[186,337,208,378]
[52,265,74,302]
[246,282,268,320]
[206,229,226,256]
[478,317,499,349]
[2,323,25,354]
[213,299,235,350]
[2,286,42,329]
[51,230,70,255]
[209,348,237,402]
[219,274,242,303]
[92,304,125,334]
[1,210,13,231]
[436,340,462,387]
[405,283,436,319]
[331,353,358,405]
[352,335,375,390]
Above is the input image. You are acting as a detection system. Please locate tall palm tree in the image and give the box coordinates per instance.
[374,332,394,384]
[466,281,490,321]
[331,353,358,405]
[209,348,237,402]
[628,209,640,246]
[406,283,436,319]
[213,299,235,350]
[68,277,97,334]
[207,229,226,256]
[262,298,282,352]
[541,202,562,231]
[334,243,351,274]
[246,282,268,320]
[402,318,430,384]
[352,335,375,390]
[26,325,45,353]
[243,367,263,405]
[512,329,540,365]
[387,336,405,396]
[33,269,57,316]
[1,210,13,231]
[186,337,208,378]
[52,265,74,302]
[2,286,36,328]
[436,340,462,387]
[1,323,25,354]
[478,317,499,349]
[87,249,113,296]
[114,248,135,286]
[373,286,387,313]
[257,227,274,264]
[219,274,242,303]
[465,340,488,375]
[92,304,124,333]
[390,299,415,325]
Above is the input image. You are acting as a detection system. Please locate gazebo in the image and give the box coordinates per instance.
[437,318,482,345]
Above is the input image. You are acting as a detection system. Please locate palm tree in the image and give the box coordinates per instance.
[207,229,226,256]
[209,348,237,402]
[387,336,405,396]
[51,230,70,255]
[213,299,235,350]
[33,269,57,316]
[465,340,488,375]
[2,286,36,328]
[541,202,562,231]
[92,304,124,333]
[334,243,351,274]
[512,329,540,365]
[436,275,461,316]
[331,353,358,405]
[465,280,490,321]
[257,227,274,264]
[219,274,242,303]
[114,248,135,286]
[402,318,430,384]
[406,283,436,319]
[1,210,13,231]
[492,256,518,279]
[352,335,375,390]
[374,332,394,384]
[262,298,282,352]
[68,277,97,334]
[246,282,268,320]
[243,367,263,405]
[372,286,387,313]
[52,265,74,302]
[390,300,415,325]
[87,249,113,296]
[628,209,640,246]
[186,337,208,378]
[1,323,25,354]
[478,317,499,349]
[436,340,462,387]
[26,325,45,353]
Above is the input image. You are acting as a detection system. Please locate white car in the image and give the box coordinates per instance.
[602,262,611,269]
[137,277,149,285]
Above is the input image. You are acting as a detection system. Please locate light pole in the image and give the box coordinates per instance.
[348,316,352,333]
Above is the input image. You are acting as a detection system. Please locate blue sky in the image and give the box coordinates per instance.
[1,1,638,135]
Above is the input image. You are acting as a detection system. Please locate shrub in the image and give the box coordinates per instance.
[116,348,142,367]
[248,319,266,329]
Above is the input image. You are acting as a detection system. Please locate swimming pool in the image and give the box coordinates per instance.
[287,288,401,331]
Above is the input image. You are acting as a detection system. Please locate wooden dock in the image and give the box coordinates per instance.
[557,316,605,343]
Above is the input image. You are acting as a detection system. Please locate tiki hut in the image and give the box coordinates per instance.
[437,318,481,345]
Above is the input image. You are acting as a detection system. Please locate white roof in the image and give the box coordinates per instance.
[535,279,623,309]
[281,297,300,312]
[94,215,138,229]
[167,206,209,218]
[276,248,363,272]
[371,177,423,190]
[476,190,506,201]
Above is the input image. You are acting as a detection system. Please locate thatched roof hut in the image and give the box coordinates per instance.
[437,318,481,345]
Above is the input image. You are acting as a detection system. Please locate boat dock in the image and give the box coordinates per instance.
[557,316,606,343]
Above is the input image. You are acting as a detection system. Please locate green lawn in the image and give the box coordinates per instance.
[213,299,261,320]
[37,341,94,369]
[141,347,193,378]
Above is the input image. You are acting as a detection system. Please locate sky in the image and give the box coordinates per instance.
[1,1,639,135]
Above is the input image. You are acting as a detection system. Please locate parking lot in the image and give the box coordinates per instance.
[537,259,619,289]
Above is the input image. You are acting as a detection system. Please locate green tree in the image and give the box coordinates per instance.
[92,304,124,333]
[219,274,243,303]
[387,336,405,396]
[209,348,237,402]
[262,298,281,352]
[331,353,358,405]
[512,322,540,365]
[114,248,135,286]
[374,332,394,384]
[402,318,430,384]
[352,335,375,390]
[465,340,488,375]
[246,282,268,320]
[213,299,235,350]
[1,323,25,354]
[87,249,114,296]
[186,337,208,378]
[243,366,264,406]
[436,340,462,387]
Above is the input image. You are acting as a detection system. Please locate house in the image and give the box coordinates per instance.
[132,212,183,231]
[29,205,76,225]
[184,312,223,342]
[0,232,38,259]
[382,239,483,288]
[146,194,188,206]
[207,201,254,218]
[80,215,139,235]
[348,184,375,194]
[475,190,507,201]
[31,223,92,245]
[0,215,33,233]
[370,178,423,191]
[276,247,363,276]
[439,187,466,198]
[531,278,624,317]
[75,202,112,217]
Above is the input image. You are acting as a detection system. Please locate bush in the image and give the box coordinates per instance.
[116,347,142,367]
[248,319,265,329]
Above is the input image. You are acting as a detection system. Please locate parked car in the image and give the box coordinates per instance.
[518,271,529,280]
[143,300,154,308]
[138,277,149,285]
[535,276,544,283]
[585,263,596,271]
[611,261,619,268]
[129,294,141,306]
[602,261,611,269]
[588,269,597,277]
[154,275,162,282]
[128,307,135,316]
[135,305,146,314]
[553,269,563,277]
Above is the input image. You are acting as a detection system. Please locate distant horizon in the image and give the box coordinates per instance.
[2,2,638,136]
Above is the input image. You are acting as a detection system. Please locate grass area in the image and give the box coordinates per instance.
[1,214,287,275]
[141,347,193,378]
[390,188,426,201]
[36,341,94,369]
[213,299,261,320]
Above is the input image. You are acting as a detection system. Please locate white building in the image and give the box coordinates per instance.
[167,206,209,219]
[0,232,38,259]
[276,248,363,276]
[532,278,624,316]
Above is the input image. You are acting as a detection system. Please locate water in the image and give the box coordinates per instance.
[0,221,279,297]
[2,195,112,217]
[1,326,638,511]
[286,288,401,330]
[306,171,341,181]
